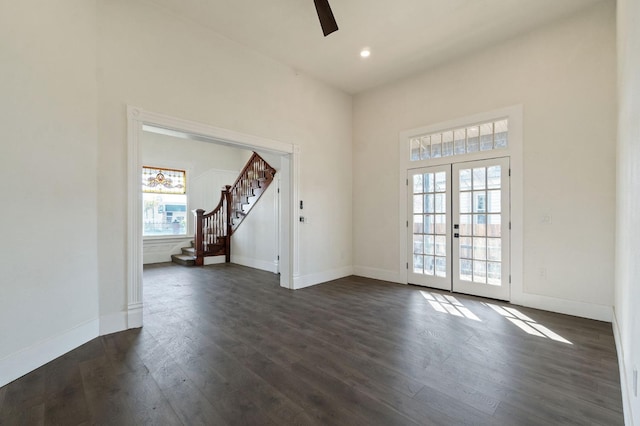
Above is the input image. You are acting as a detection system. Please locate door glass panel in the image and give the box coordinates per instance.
[473,215,486,236]
[459,214,472,235]
[413,195,423,214]
[473,192,486,213]
[413,235,424,254]
[410,167,447,280]
[487,166,501,189]
[414,255,424,273]
[487,190,501,213]
[435,214,447,234]
[487,214,501,237]
[487,262,501,285]
[424,214,434,234]
[435,257,447,277]
[424,235,435,255]
[473,168,486,190]
[473,261,487,282]
[435,193,446,213]
[460,237,473,258]
[425,256,435,275]
[424,173,435,193]
[460,259,472,281]
[459,169,472,190]
[413,215,424,233]
[473,237,487,260]
[460,192,472,213]
[413,174,423,193]
[456,163,506,287]
[435,172,447,192]
[435,235,447,256]
[424,194,435,213]
[487,238,501,261]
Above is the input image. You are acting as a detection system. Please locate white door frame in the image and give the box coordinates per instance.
[126,106,299,328]
[398,105,523,302]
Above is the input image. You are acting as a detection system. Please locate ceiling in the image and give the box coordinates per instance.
[145,0,605,94]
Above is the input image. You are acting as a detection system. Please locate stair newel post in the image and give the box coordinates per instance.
[224,185,232,263]
[193,209,205,266]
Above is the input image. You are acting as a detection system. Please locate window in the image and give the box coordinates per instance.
[410,119,508,161]
[142,167,187,236]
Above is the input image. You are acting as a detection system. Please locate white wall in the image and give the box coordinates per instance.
[232,180,280,273]
[615,0,640,423]
[97,0,353,322]
[353,2,616,319]
[0,0,99,386]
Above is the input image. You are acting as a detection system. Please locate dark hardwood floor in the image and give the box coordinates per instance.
[0,263,624,425]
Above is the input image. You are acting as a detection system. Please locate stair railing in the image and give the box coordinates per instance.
[229,152,277,232]
[193,185,231,266]
[192,152,276,265]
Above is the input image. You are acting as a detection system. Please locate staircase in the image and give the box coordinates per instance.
[174,152,276,267]
[171,240,197,266]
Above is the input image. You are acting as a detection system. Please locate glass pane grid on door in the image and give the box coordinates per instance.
[412,171,447,277]
[457,165,502,286]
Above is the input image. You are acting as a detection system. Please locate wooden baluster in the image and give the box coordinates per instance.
[193,209,205,266]
[224,185,232,262]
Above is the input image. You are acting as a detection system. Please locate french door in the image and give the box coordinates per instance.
[408,157,510,300]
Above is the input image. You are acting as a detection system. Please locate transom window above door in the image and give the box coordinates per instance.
[410,119,508,162]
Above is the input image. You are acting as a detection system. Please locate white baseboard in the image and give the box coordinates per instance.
[353,265,404,284]
[613,310,634,426]
[511,292,612,322]
[0,319,99,388]
[203,256,226,266]
[99,311,128,336]
[128,303,143,329]
[231,255,278,273]
[293,266,353,290]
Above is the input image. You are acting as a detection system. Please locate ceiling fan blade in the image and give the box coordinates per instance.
[313,0,339,37]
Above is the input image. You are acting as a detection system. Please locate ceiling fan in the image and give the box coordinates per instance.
[314,0,339,37]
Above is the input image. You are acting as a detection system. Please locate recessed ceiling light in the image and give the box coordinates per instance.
[360,48,371,58]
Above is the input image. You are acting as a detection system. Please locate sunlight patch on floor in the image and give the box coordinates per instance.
[486,303,572,344]
[420,291,481,321]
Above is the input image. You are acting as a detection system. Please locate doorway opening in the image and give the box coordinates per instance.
[127,106,299,329]
[408,157,510,300]
[398,105,523,304]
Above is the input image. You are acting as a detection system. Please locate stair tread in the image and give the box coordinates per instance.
[171,253,196,266]
[172,254,196,260]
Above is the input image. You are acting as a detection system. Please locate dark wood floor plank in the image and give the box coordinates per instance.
[0,262,625,425]
[0,403,44,426]
[161,380,229,426]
